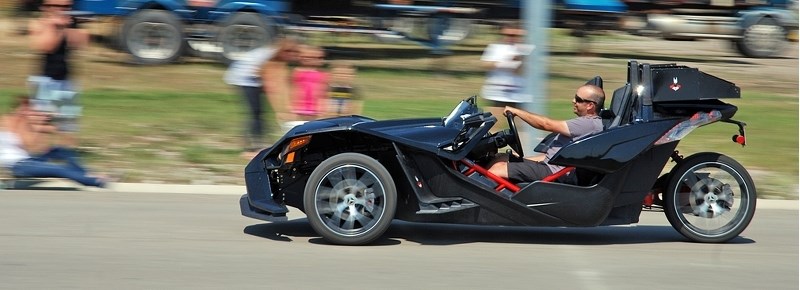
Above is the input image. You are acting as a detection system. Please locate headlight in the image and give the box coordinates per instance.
[281,135,312,164]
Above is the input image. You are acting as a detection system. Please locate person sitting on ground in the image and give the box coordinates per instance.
[0,96,107,187]
[488,84,605,183]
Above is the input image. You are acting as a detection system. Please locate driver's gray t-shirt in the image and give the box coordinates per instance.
[542,115,603,173]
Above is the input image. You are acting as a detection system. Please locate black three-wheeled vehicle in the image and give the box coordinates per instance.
[240,61,756,245]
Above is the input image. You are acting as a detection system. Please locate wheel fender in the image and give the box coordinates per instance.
[117,0,191,19]
[210,2,287,24]
[737,9,795,32]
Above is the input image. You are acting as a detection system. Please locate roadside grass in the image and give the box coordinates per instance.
[0,23,795,198]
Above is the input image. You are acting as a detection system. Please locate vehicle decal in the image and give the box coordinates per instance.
[670,77,682,91]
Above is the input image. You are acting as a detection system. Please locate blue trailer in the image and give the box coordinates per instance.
[73,0,491,64]
[621,0,798,58]
[72,0,794,64]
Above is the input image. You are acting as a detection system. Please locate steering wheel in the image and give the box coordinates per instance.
[505,111,524,162]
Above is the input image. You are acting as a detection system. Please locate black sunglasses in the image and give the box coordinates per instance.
[574,95,596,104]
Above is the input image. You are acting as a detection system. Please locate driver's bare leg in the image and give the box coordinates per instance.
[488,159,511,179]
[488,153,547,180]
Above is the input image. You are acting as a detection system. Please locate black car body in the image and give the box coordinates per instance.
[240,60,756,245]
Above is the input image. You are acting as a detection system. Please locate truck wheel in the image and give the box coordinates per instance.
[664,153,757,243]
[122,9,185,64]
[218,12,274,64]
[734,17,786,58]
[428,16,473,45]
[372,16,415,43]
[373,15,472,45]
[304,153,397,245]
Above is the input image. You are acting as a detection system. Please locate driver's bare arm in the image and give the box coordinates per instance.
[505,106,570,137]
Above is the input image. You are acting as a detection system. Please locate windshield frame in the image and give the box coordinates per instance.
[442,96,480,129]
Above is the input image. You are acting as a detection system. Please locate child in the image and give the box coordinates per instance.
[328,61,363,116]
[291,45,328,121]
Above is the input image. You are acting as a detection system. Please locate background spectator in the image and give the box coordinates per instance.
[28,0,88,148]
[261,38,300,134]
[480,22,533,123]
[327,61,363,117]
[224,39,287,155]
[291,45,328,121]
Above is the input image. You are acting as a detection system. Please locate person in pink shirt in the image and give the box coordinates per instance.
[291,45,328,121]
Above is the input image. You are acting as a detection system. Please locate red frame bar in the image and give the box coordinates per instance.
[458,160,575,195]
[541,167,575,183]
[460,159,520,193]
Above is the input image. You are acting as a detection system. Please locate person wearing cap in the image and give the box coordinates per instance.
[488,84,605,183]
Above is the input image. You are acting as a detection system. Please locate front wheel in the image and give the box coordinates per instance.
[304,153,397,245]
[664,153,757,243]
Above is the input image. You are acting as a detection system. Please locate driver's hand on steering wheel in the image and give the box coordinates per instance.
[503,106,519,117]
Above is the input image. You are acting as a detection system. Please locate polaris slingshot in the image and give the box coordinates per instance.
[240,61,756,245]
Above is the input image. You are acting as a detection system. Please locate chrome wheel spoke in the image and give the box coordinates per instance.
[709,202,726,216]
[357,174,376,188]
[343,205,357,230]
[354,210,373,227]
[325,170,345,187]
[693,202,710,217]
[341,167,357,187]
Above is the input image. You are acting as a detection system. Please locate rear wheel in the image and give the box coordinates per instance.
[304,153,397,245]
[122,9,185,64]
[664,153,756,243]
[218,12,275,64]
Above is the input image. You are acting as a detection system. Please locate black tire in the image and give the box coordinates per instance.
[122,9,185,65]
[303,153,397,245]
[734,17,786,58]
[664,153,757,243]
[217,12,275,64]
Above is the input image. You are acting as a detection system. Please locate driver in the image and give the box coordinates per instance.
[488,84,605,182]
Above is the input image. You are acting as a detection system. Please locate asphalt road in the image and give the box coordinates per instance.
[0,190,796,290]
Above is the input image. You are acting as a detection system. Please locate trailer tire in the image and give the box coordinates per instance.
[428,16,473,45]
[122,9,185,65]
[218,12,275,64]
[734,16,786,58]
